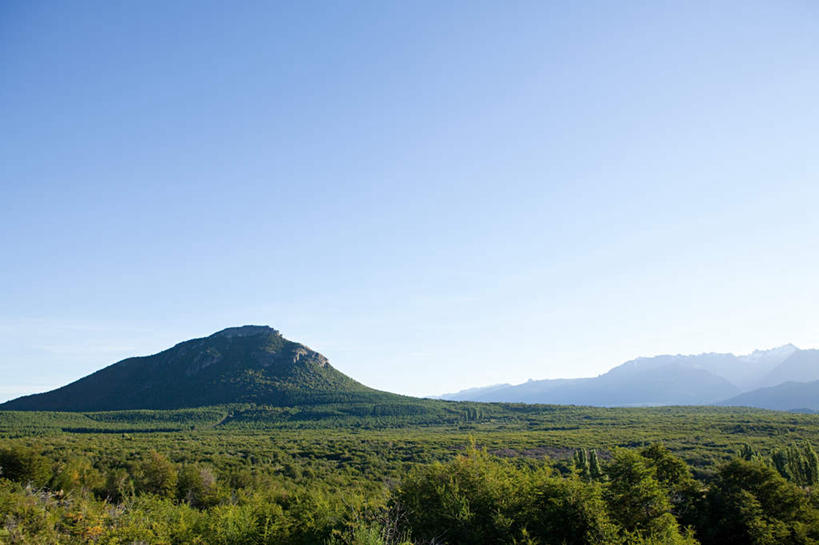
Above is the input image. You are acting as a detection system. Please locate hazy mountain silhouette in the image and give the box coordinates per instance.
[440,345,813,407]
[721,380,819,411]
[442,358,739,406]
[755,349,819,388]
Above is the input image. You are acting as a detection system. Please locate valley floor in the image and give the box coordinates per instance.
[1,403,819,544]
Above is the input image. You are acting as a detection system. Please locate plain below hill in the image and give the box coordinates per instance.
[0,325,398,411]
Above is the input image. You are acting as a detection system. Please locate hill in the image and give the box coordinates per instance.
[721,380,819,411]
[0,325,395,411]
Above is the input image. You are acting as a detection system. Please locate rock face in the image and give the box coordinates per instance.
[0,326,385,411]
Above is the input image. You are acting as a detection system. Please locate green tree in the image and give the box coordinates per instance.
[604,449,697,545]
[526,476,621,545]
[700,459,819,545]
[0,446,52,487]
[574,449,591,480]
[589,449,604,481]
[51,457,102,493]
[395,443,533,544]
[177,464,221,508]
[574,449,604,481]
[771,443,819,487]
[640,444,691,489]
[738,443,763,463]
[134,450,177,497]
[639,443,702,526]
[101,467,134,501]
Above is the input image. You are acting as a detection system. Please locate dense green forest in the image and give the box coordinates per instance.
[2,403,819,544]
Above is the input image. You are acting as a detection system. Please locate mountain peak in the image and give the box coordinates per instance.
[211,325,279,338]
[738,344,798,363]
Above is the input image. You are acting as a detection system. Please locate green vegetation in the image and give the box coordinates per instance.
[1,404,819,543]
[0,326,395,412]
[4,326,819,542]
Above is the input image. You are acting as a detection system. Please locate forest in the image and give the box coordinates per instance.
[1,403,819,544]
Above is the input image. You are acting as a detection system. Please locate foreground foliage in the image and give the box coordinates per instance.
[1,405,819,544]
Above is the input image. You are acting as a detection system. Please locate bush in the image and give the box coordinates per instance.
[133,450,177,496]
[0,446,52,487]
[177,464,221,508]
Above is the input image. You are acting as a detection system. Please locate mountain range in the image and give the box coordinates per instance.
[440,345,819,410]
[2,326,817,412]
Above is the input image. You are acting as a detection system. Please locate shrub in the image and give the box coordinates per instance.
[133,450,177,497]
[0,446,52,487]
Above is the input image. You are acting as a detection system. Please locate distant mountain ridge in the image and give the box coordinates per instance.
[440,345,819,409]
[721,380,819,411]
[0,325,396,411]
[756,349,819,388]
[4,329,818,413]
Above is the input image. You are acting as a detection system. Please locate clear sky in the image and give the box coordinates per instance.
[1,1,818,401]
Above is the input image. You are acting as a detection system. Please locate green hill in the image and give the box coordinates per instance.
[0,325,396,411]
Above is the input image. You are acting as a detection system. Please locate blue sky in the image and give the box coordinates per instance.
[1,1,818,401]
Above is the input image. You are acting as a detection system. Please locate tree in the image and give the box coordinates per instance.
[700,459,819,545]
[771,443,819,487]
[51,457,102,493]
[0,446,52,487]
[640,444,691,489]
[738,444,763,463]
[395,443,536,544]
[177,464,220,508]
[589,449,604,481]
[526,476,621,545]
[574,449,591,480]
[101,467,134,501]
[604,449,697,545]
[639,443,702,526]
[134,451,177,497]
[574,449,604,481]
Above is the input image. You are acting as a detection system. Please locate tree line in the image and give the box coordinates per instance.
[2,440,819,544]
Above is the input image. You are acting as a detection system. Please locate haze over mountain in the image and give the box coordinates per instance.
[710,344,798,390]
[440,345,819,408]
[0,326,394,411]
[756,349,819,388]
[720,380,819,412]
[3,326,817,413]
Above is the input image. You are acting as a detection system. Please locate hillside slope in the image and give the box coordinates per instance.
[0,325,393,411]
[756,349,819,389]
[721,380,819,411]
